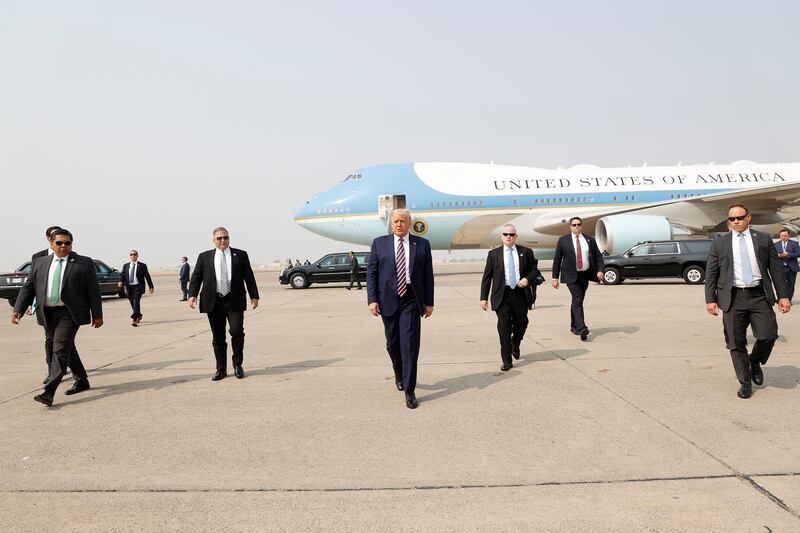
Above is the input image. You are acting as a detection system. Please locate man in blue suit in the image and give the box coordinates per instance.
[775,228,799,302]
[367,209,434,409]
[179,256,190,301]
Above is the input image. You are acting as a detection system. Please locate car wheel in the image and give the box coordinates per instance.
[603,267,622,285]
[290,273,308,289]
[683,265,705,284]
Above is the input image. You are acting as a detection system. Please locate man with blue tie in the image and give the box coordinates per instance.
[705,204,791,399]
[367,209,434,409]
[775,228,799,302]
[480,225,543,371]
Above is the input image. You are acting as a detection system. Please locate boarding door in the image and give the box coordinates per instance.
[378,195,406,233]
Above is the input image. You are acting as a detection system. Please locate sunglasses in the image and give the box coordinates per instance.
[215,236,230,241]
[54,240,72,246]
[728,215,747,222]
[571,223,582,227]
[130,253,138,256]
[502,232,516,237]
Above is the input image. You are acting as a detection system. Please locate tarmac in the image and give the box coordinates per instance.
[0,263,798,532]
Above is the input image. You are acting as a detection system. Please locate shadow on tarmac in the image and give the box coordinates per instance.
[764,365,800,389]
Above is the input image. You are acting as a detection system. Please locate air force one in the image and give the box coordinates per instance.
[295,161,800,257]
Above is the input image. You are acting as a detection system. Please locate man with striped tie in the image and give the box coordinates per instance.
[11,228,103,406]
[189,227,260,381]
[367,209,435,409]
[705,204,791,398]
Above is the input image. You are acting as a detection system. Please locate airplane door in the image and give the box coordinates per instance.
[378,195,407,231]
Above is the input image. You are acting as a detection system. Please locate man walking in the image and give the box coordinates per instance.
[480,224,543,371]
[189,227,259,381]
[11,229,102,406]
[775,228,799,302]
[551,217,604,340]
[346,251,362,290]
[179,256,190,301]
[705,204,791,398]
[367,209,434,409]
[119,250,154,327]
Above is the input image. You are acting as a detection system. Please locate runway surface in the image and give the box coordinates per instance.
[1,264,798,532]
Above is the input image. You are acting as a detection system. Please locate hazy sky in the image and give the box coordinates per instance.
[2,1,799,269]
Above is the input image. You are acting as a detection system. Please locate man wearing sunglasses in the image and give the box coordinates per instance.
[705,204,791,399]
[480,225,543,371]
[11,229,103,406]
[551,216,605,341]
[189,227,260,381]
[118,250,155,327]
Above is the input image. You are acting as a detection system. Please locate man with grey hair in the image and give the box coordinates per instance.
[367,209,434,409]
[480,224,543,370]
[189,227,260,381]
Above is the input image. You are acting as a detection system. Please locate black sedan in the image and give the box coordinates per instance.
[0,259,125,307]
[602,239,712,285]
[279,252,370,289]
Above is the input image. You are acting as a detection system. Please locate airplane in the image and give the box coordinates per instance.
[295,161,800,257]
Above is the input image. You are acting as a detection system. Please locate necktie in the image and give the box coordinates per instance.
[576,236,583,270]
[507,247,517,287]
[396,239,407,297]
[218,252,230,296]
[50,258,64,305]
[739,233,753,286]
[129,263,136,283]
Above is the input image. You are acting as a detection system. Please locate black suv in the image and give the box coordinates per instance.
[279,252,370,289]
[602,240,712,285]
[0,259,125,307]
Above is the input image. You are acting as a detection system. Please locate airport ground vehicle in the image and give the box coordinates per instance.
[602,239,713,285]
[279,252,370,289]
[0,259,125,307]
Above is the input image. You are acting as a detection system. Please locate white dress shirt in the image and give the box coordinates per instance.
[45,255,67,307]
[214,248,233,289]
[572,234,590,272]
[503,245,520,287]
[128,261,139,285]
[393,235,411,283]
[732,229,762,288]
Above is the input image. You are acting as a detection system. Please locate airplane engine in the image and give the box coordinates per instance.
[596,215,672,254]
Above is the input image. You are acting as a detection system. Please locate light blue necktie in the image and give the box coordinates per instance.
[507,247,517,288]
[739,233,753,286]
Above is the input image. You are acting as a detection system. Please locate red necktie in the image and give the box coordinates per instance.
[576,236,583,270]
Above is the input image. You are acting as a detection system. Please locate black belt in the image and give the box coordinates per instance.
[733,283,762,292]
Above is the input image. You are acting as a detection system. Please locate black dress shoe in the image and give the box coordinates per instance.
[234,365,244,379]
[580,328,589,341]
[737,383,753,399]
[751,362,764,386]
[395,380,404,391]
[512,346,520,360]
[212,371,227,381]
[500,363,513,371]
[64,380,90,396]
[570,328,580,335]
[405,392,418,409]
[345,287,351,290]
[34,393,54,406]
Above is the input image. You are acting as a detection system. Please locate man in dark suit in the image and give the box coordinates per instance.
[11,229,103,406]
[705,204,791,398]
[118,250,154,327]
[346,251,362,290]
[551,216,604,341]
[179,256,190,301]
[189,227,260,381]
[775,228,799,302]
[480,224,543,371]
[367,209,434,409]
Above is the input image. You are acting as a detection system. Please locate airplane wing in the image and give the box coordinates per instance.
[532,181,800,234]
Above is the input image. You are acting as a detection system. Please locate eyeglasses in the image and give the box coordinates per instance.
[215,236,230,241]
[728,215,747,222]
[571,223,582,227]
[502,232,516,237]
[129,253,138,256]
[54,240,72,246]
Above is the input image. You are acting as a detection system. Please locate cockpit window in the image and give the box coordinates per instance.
[342,173,363,182]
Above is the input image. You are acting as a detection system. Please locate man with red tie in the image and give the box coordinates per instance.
[367,209,435,409]
[551,217,605,341]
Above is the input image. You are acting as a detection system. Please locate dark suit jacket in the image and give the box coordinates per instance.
[179,262,190,282]
[705,230,788,312]
[480,245,541,310]
[552,233,604,283]
[775,240,800,273]
[121,262,154,292]
[32,249,48,260]
[14,252,103,327]
[367,234,434,317]
[349,256,359,273]
[189,248,259,313]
